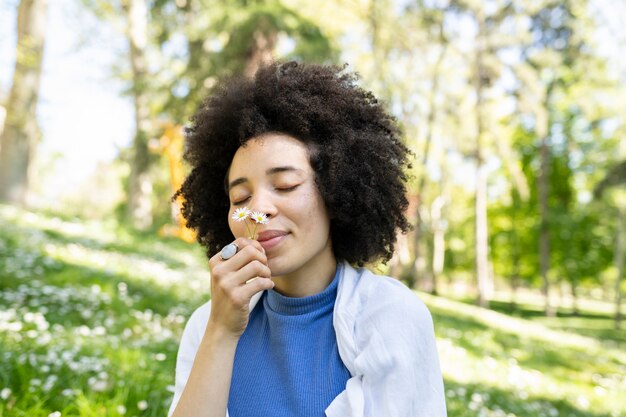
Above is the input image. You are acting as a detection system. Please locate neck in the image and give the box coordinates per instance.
[272,251,337,298]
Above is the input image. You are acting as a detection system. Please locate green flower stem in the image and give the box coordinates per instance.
[244,219,253,239]
[250,221,259,240]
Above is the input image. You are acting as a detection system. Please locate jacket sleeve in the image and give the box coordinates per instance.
[167,300,212,417]
[357,282,447,416]
[328,278,447,417]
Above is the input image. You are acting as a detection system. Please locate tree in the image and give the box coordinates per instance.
[516,0,609,316]
[153,0,337,123]
[80,0,336,229]
[0,0,48,205]
[123,0,153,229]
[445,0,522,307]
[595,160,626,329]
[471,3,491,308]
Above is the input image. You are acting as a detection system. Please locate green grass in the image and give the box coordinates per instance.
[1,204,625,417]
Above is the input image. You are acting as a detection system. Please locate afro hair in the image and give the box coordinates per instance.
[173,61,413,266]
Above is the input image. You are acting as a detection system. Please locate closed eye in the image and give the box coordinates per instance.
[276,184,300,192]
[232,184,300,205]
[232,196,250,206]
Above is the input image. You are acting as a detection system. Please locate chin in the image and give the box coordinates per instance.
[267,258,293,278]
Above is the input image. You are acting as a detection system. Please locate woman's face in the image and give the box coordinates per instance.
[226,133,334,280]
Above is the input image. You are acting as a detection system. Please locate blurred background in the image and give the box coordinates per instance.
[0,0,625,416]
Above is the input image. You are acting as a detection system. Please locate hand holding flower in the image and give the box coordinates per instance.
[231,207,269,239]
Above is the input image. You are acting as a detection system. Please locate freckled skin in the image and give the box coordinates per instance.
[226,133,336,298]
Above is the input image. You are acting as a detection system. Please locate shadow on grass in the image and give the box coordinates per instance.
[444,380,612,417]
[428,302,625,376]
[488,300,626,347]
[0,258,208,323]
[447,297,626,347]
[38,227,198,271]
[487,299,609,320]
[0,206,204,271]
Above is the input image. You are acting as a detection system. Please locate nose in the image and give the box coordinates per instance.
[249,189,278,219]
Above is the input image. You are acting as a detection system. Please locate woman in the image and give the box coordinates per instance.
[168,61,447,417]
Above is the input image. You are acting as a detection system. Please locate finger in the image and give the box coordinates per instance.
[234,277,275,302]
[209,249,269,292]
[231,236,263,250]
[234,237,267,262]
[236,259,271,283]
[208,237,265,269]
[218,260,270,290]
[226,242,268,271]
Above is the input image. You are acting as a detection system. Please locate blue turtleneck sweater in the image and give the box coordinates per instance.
[227,266,351,417]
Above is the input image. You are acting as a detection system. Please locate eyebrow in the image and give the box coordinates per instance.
[227,166,304,191]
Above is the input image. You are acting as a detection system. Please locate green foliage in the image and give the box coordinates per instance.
[425,293,626,417]
[2,206,625,416]
[0,205,207,416]
[21,0,626,333]
[148,0,338,122]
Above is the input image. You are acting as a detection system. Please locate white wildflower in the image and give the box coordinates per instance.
[251,211,269,224]
[231,207,251,222]
[0,388,11,400]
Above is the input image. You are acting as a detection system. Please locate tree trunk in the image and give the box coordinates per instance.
[431,195,446,296]
[475,146,490,308]
[411,29,447,291]
[367,0,394,101]
[124,0,153,230]
[615,207,625,329]
[0,0,48,205]
[510,274,519,311]
[538,85,555,317]
[510,225,521,312]
[474,10,491,309]
[243,22,276,78]
[571,281,579,317]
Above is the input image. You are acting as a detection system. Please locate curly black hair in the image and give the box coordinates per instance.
[173,61,413,266]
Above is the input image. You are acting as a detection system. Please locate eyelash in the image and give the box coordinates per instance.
[277,184,300,192]
[232,185,300,205]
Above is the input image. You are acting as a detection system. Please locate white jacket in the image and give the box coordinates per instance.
[168,261,447,417]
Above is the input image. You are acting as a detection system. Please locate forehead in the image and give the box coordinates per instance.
[228,134,312,176]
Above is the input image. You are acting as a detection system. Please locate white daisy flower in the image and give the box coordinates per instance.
[231,207,251,222]
[251,211,269,224]
[0,388,11,400]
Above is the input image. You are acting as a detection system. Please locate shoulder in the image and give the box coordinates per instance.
[338,263,436,359]
[340,262,433,328]
[365,270,433,332]
[339,264,439,378]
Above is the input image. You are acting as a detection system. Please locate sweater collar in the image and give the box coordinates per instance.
[265,263,341,316]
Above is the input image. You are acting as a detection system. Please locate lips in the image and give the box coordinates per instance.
[257,230,288,242]
[256,230,289,251]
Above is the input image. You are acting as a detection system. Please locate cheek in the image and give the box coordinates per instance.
[298,191,330,232]
[227,217,241,237]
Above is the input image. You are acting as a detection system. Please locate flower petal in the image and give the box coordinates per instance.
[231,207,251,221]
[251,211,269,224]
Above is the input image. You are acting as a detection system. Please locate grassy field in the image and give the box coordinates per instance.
[1,204,624,417]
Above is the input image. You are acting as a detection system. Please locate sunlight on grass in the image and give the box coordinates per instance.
[422,293,614,351]
[421,293,626,417]
[1,205,625,417]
